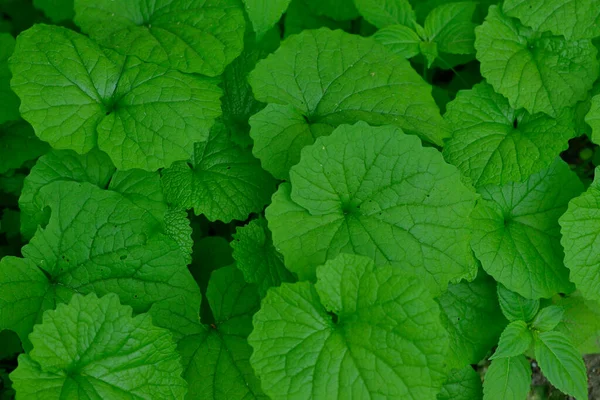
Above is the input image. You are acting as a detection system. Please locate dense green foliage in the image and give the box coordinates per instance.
[1,0,600,399]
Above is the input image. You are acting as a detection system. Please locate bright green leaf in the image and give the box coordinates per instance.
[249,28,450,157]
[424,2,477,54]
[438,271,507,367]
[373,25,422,59]
[2,181,201,349]
[483,355,531,400]
[249,253,448,399]
[471,159,583,298]
[74,0,245,76]
[443,82,575,187]
[534,331,588,399]
[0,121,48,174]
[560,167,600,303]
[10,24,222,171]
[490,321,532,359]
[244,0,291,38]
[162,122,277,222]
[33,0,73,22]
[0,33,19,124]
[354,0,415,28]
[266,122,477,294]
[497,284,540,322]
[475,6,599,117]
[503,0,600,40]
[532,306,564,332]
[232,218,295,298]
[10,293,187,400]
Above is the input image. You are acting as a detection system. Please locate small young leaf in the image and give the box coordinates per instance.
[503,0,600,40]
[354,0,415,28]
[497,283,540,322]
[162,122,277,223]
[532,306,565,332]
[471,159,583,298]
[10,293,187,399]
[266,122,477,294]
[560,167,600,303]
[483,355,531,400]
[475,6,599,117]
[373,25,422,60]
[490,321,532,360]
[248,253,448,399]
[534,331,588,399]
[74,0,245,76]
[232,218,295,298]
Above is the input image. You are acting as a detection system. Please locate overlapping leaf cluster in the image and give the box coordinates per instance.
[1,0,600,399]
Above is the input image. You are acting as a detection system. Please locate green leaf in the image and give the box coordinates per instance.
[532,306,565,332]
[503,0,600,40]
[33,0,73,22]
[150,266,265,399]
[232,218,295,298]
[560,167,600,303]
[249,104,333,180]
[10,24,222,171]
[2,181,201,349]
[373,25,422,60]
[497,284,540,323]
[266,122,477,294]
[443,82,575,187]
[248,253,448,399]
[490,321,532,359]
[19,149,179,250]
[475,6,599,117]
[424,2,477,54]
[585,94,600,145]
[244,0,291,39]
[420,40,439,68]
[249,28,450,160]
[438,366,483,400]
[0,120,49,174]
[438,271,507,367]
[534,331,588,399]
[0,33,19,124]
[483,355,531,400]
[73,0,245,76]
[162,122,277,222]
[555,293,600,354]
[354,0,415,28]
[471,159,583,298]
[10,293,187,400]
